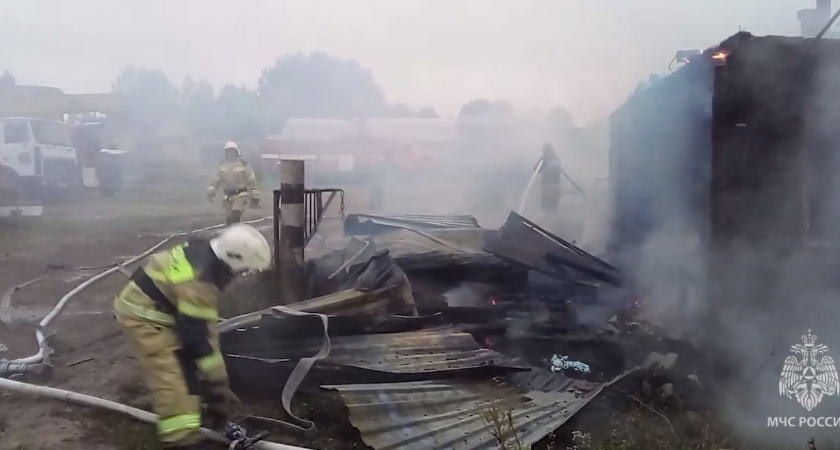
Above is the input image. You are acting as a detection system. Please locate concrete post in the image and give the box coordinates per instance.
[279,159,305,303]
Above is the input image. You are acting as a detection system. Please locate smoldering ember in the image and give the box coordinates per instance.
[4,2,840,450]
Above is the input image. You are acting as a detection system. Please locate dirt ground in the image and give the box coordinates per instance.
[0,177,381,450]
[0,168,597,450]
[0,184,235,449]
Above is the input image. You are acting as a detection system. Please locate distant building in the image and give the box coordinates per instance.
[261,118,461,177]
[276,117,460,152]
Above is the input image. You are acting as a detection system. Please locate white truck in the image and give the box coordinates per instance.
[0,117,79,216]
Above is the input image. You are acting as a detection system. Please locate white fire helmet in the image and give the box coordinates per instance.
[210,223,271,273]
[224,141,240,156]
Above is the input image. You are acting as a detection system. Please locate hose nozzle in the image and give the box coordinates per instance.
[0,360,52,378]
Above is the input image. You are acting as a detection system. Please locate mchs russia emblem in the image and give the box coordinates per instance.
[779,330,839,411]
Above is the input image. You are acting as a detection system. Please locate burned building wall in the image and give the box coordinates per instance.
[609,59,713,255]
[708,34,840,313]
[611,31,840,443]
[706,34,840,444]
[608,50,713,332]
[709,34,814,314]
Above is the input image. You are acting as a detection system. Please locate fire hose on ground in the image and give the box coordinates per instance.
[3,218,268,371]
[0,217,320,450]
[0,376,309,450]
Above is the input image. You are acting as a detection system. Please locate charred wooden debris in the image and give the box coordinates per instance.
[218,212,649,449]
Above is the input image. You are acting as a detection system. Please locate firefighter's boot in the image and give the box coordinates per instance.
[226,210,242,225]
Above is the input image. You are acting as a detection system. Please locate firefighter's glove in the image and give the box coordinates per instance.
[249,198,259,209]
[205,381,242,429]
[207,192,215,203]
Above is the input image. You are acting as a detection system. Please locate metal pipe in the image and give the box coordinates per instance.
[279,160,305,303]
[815,2,840,39]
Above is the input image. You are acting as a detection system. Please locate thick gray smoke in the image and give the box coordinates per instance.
[615,29,840,447]
[364,112,610,239]
[442,282,487,307]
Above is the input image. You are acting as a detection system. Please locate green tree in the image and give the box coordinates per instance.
[0,70,15,93]
[386,104,440,118]
[113,66,181,135]
[182,77,217,137]
[417,106,439,118]
[215,85,264,139]
[389,103,418,118]
[458,99,513,117]
[258,52,389,131]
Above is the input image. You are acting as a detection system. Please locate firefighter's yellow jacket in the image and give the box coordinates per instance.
[114,239,231,445]
[208,158,260,202]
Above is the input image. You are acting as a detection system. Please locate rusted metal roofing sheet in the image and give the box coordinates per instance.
[223,323,531,394]
[325,327,506,373]
[224,325,517,375]
[222,309,627,448]
[324,369,628,450]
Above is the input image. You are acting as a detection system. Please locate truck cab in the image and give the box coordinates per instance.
[0,117,79,198]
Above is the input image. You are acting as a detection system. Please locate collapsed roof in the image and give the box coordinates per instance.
[220,212,636,449]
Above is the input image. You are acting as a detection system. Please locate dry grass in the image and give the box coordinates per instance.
[552,393,840,450]
[42,378,162,450]
[478,397,527,450]
[563,404,732,450]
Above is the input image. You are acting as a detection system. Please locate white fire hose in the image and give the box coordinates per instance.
[0,376,308,450]
[0,217,317,449]
[10,218,268,366]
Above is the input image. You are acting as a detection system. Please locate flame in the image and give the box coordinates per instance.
[712,51,728,60]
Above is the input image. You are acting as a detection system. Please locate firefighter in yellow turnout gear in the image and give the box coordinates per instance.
[208,141,260,225]
[114,224,271,449]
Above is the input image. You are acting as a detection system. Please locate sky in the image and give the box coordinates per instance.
[0,0,817,124]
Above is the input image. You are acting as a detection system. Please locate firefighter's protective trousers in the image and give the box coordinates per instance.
[208,159,260,224]
[113,242,229,447]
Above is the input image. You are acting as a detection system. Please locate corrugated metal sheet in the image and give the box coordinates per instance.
[221,272,414,321]
[325,328,506,373]
[485,211,620,285]
[223,324,530,394]
[223,311,626,449]
[324,369,627,450]
[224,326,515,374]
[343,214,481,235]
[221,221,626,449]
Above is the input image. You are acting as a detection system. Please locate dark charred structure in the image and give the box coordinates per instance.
[610,31,840,338]
[219,211,635,449]
[709,34,840,320]
[608,43,714,266]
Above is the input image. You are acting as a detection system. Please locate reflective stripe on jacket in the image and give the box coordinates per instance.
[157,413,201,437]
[208,158,260,200]
[113,241,229,382]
